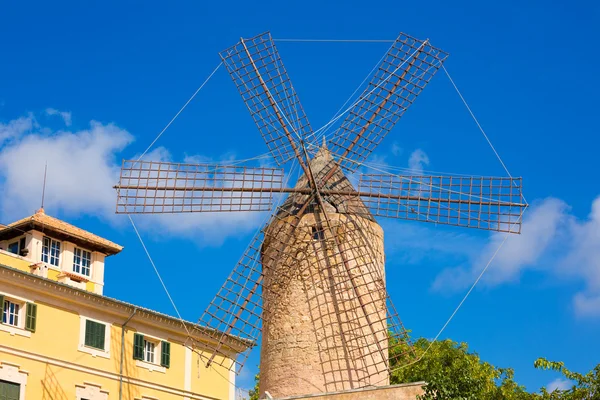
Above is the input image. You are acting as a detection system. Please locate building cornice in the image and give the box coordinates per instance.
[0,263,252,353]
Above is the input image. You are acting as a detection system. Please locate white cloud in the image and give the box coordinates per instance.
[383,220,483,265]
[135,209,267,247]
[45,108,72,126]
[547,378,571,392]
[482,198,568,285]
[0,119,133,220]
[562,196,600,317]
[408,149,429,174]
[391,141,403,157]
[430,196,600,318]
[0,113,270,245]
[0,114,34,145]
[432,198,568,291]
[573,293,600,318]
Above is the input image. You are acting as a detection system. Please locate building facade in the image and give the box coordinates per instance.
[0,209,241,400]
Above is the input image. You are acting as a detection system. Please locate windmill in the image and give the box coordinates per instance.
[115,32,526,398]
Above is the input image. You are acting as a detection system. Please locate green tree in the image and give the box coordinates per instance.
[534,358,599,399]
[390,337,534,399]
[248,371,260,400]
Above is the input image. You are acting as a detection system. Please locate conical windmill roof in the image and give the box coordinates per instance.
[276,144,375,222]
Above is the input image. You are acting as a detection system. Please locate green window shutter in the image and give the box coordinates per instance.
[133,333,144,360]
[160,341,171,368]
[0,380,21,400]
[25,302,37,332]
[0,294,4,316]
[84,320,106,350]
[96,322,106,350]
[85,319,94,347]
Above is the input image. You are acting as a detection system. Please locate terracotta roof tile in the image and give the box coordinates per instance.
[0,208,123,255]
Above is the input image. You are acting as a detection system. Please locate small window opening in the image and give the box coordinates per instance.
[7,237,28,256]
[7,242,19,254]
[312,226,325,241]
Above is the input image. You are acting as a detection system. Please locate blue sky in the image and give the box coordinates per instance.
[1,0,599,394]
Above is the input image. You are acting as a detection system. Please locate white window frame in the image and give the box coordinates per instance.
[0,362,28,400]
[135,332,166,373]
[73,247,92,277]
[75,382,108,400]
[143,338,156,364]
[0,293,31,338]
[3,299,20,327]
[78,315,111,359]
[42,236,61,268]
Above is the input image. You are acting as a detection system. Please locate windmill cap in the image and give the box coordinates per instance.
[275,146,375,221]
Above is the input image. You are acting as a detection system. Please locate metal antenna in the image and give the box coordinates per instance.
[40,162,48,210]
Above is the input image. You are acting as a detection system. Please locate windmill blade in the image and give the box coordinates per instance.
[220,32,313,166]
[191,222,265,373]
[329,33,448,171]
[358,174,526,233]
[192,202,312,374]
[115,159,284,214]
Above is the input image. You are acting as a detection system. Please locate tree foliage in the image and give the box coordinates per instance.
[248,372,260,400]
[247,338,598,400]
[534,358,600,399]
[391,337,531,399]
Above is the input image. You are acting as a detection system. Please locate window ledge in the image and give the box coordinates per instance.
[135,359,166,373]
[59,271,90,282]
[78,344,110,359]
[59,275,87,290]
[0,323,31,338]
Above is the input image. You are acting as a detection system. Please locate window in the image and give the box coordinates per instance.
[84,319,106,350]
[73,248,92,277]
[42,237,61,267]
[7,238,27,256]
[133,333,170,368]
[2,300,19,327]
[78,316,110,358]
[0,380,20,400]
[144,340,155,363]
[0,295,37,336]
[7,242,19,255]
[312,226,324,240]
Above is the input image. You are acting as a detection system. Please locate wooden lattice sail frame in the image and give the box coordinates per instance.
[114,31,527,396]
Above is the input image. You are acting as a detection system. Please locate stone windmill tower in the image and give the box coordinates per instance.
[115,32,526,398]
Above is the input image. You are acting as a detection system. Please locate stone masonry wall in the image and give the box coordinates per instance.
[260,211,388,398]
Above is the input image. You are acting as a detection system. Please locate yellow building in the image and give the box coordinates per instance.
[0,208,244,400]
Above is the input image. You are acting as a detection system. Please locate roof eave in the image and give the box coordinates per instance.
[0,220,123,256]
